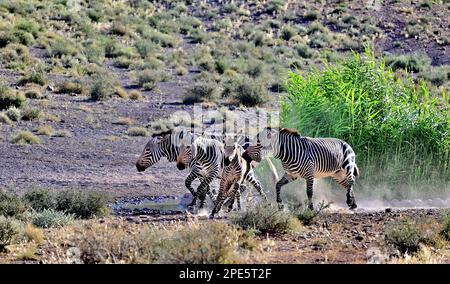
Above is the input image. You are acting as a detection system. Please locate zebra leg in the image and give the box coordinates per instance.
[197,173,217,209]
[185,169,201,208]
[245,171,266,201]
[211,180,233,217]
[346,184,357,209]
[275,173,294,209]
[306,177,314,210]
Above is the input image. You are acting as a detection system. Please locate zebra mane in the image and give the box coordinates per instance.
[279,128,301,137]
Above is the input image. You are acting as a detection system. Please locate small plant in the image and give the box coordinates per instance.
[56,80,86,95]
[385,53,432,73]
[230,202,301,235]
[6,106,21,121]
[290,201,331,226]
[0,190,26,218]
[24,88,45,99]
[129,90,143,100]
[183,82,219,104]
[29,209,74,228]
[0,216,19,252]
[137,69,168,89]
[12,130,41,145]
[0,83,26,110]
[21,107,41,121]
[127,127,149,137]
[23,188,56,211]
[113,117,134,126]
[231,77,270,107]
[22,223,44,244]
[37,124,54,136]
[17,67,47,86]
[385,220,423,254]
[0,112,12,125]
[89,73,120,101]
[281,26,297,41]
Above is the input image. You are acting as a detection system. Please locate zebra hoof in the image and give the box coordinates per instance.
[349,203,357,210]
[277,203,284,210]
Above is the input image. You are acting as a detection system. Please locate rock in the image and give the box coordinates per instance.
[385,208,392,213]
[355,235,364,241]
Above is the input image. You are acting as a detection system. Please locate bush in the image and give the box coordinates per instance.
[231,77,270,107]
[441,213,450,241]
[17,67,48,86]
[23,188,56,211]
[21,107,41,121]
[386,53,432,73]
[385,220,423,254]
[230,202,301,235]
[12,130,41,145]
[37,125,54,136]
[0,190,26,217]
[6,106,21,121]
[282,47,449,192]
[54,190,110,219]
[127,127,149,137]
[89,73,121,101]
[183,82,219,104]
[304,10,321,21]
[129,90,143,100]
[29,209,74,228]
[24,88,45,99]
[0,216,19,251]
[136,69,169,90]
[290,201,331,226]
[0,83,26,110]
[56,79,86,95]
[0,113,12,125]
[281,26,297,41]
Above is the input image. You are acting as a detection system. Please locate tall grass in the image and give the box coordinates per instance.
[281,47,449,198]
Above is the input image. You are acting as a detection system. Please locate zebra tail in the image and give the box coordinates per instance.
[264,157,279,183]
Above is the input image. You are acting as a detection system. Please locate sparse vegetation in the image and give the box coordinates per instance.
[0,216,19,252]
[29,209,74,229]
[127,127,149,137]
[12,130,41,145]
[290,201,331,226]
[230,202,301,236]
[0,190,26,218]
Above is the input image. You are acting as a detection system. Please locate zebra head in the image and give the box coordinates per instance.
[136,129,189,172]
[176,132,194,170]
[255,127,279,149]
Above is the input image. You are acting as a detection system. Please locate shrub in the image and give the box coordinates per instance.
[6,106,21,121]
[113,117,134,126]
[0,190,26,217]
[183,82,219,104]
[0,83,26,110]
[89,73,120,101]
[24,88,45,99]
[22,223,44,244]
[29,209,74,228]
[127,127,149,137]
[54,190,110,219]
[230,202,301,235]
[281,26,297,41]
[112,56,134,69]
[12,130,41,145]
[17,67,48,86]
[304,10,321,21]
[441,213,450,241]
[23,188,56,211]
[21,107,41,121]
[129,90,143,100]
[0,216,19,251]
[48,38,78,58]
[37,125,54,136]
[386,53,432,73]
[231,77,270,107]
[290,201,331,226]
[0,113,12,125]
[136,69,169,89]
[419,66,450,86]
[0,43,34,70]
[54,129,73,138]
[110,22,128,36]
[385,220,423,254]
[56,79,86,95]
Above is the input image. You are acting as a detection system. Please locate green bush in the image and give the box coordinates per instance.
[386,53,432,73]
[385,220,423,254]
[183,82,219,104]
[17,67,47,86]
[6,106,21,121]
[23,188,56,211]
[0,216,19,251]
[89,73,121,101]
[230,202,301,235]
[21,107,41,121]
[281,26,297,41]
[0,83,26,110]
[0,190,26,218]
[231,76,270,107]
[56,79,86,95]
[282,47,449,193]
[136,69,169,89]
[29,209,74,228]
[54,190,110,219]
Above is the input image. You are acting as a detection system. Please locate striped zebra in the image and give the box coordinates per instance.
[254,127,359,210]
[135,129,216,205]
[210,142,266,217]
[176,136,225,209]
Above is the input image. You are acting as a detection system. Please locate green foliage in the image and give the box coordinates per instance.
[23,188,56,212]
[17,67,48,86]
[282,47,449,193]
[53,190,109,219]
[385,219,425,254]
[183,81,219,104]
[21,107,42,121]
[0,190,26,218]
[230,76,270,107]
[0,83,26,110]
[89,73,120,101]
[230,202,301,235]
[29,209,74,228]
[386,53,432,73]
[442,213,450,241]
[6,106,21,121]
[0,216,19,251]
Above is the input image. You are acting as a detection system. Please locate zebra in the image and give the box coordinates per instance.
[176,136,225,209]
[210,141,266,217]
[254,127,360,210]
[135,128,216,206]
